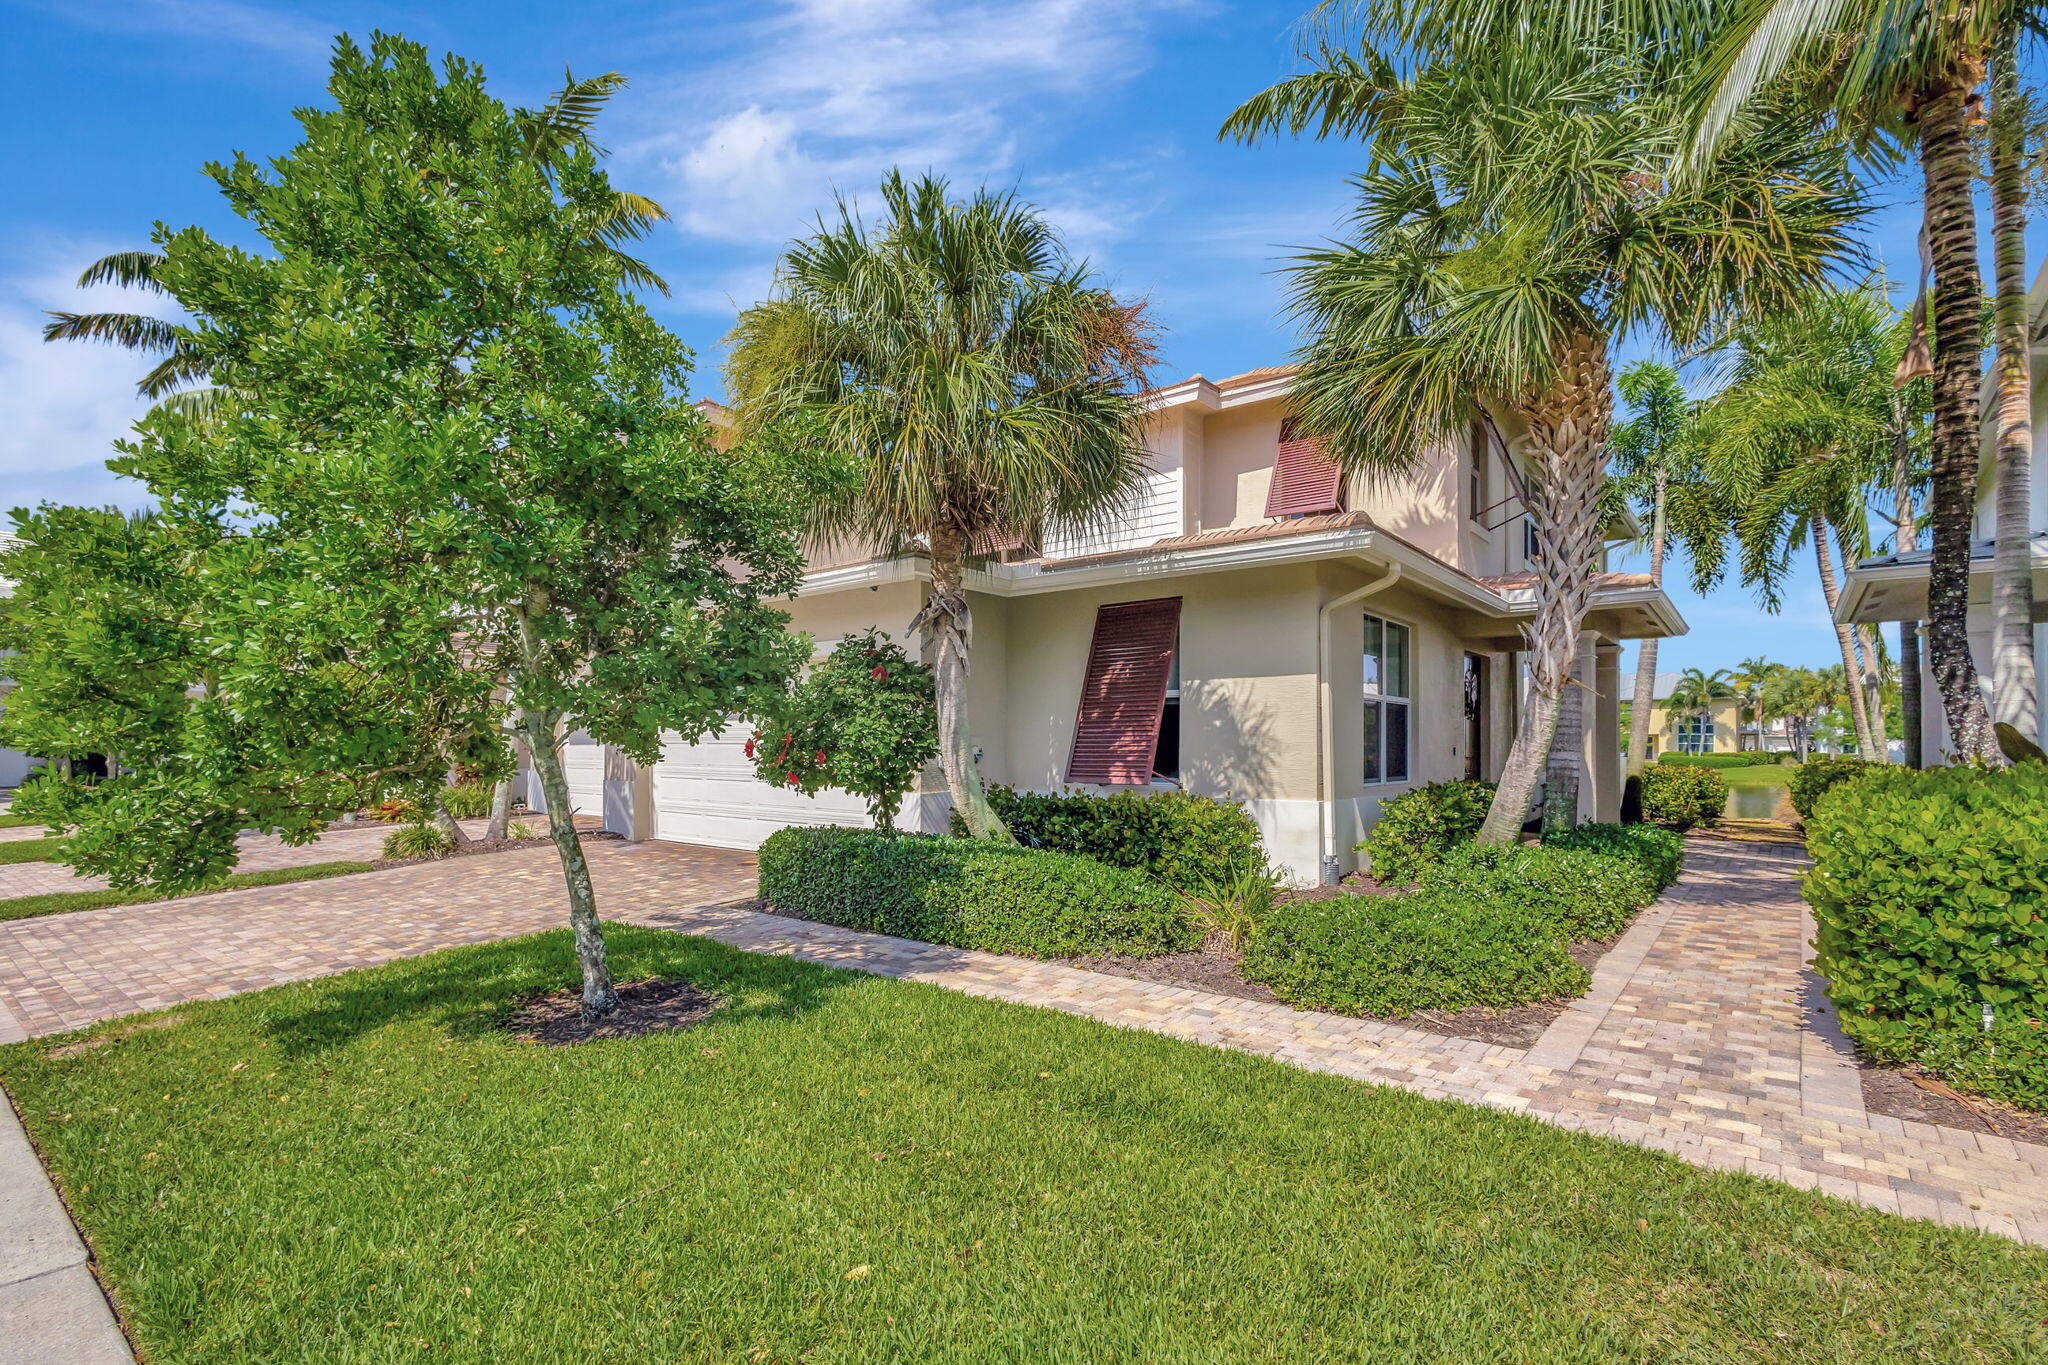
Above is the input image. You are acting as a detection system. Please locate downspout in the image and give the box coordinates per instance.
[1316,561,1402,884]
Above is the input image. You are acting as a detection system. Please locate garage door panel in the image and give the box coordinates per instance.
[651,722,875,849]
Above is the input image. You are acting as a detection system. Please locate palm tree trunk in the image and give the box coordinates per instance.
[1542,656,1585,835]
[1478,335,1611,845]
[1813,519,1876,755]
[516,603,616,1021]
[1990,33,2038,743]
[921,524,1009,841]
[1856,623,1889,757]
[1894,402,1924,767]
[1625,469,1667,776]
[1917,75,1998,762]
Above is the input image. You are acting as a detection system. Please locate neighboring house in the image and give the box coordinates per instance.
[1839,260,2048,758]
[540,366,1686,881]
[1642,672,1742,757]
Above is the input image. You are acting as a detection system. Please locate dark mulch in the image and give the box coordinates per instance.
[1068,931,1628,1050]
[371,828,621,870]
[1859,1064,2048,1148]
[504,976,720,1046]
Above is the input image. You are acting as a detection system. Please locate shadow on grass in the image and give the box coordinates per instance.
[255,923,869,1059]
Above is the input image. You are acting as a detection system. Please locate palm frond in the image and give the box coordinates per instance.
[42,311,180,352]
[74,251,168,292]
[522,69,630,159]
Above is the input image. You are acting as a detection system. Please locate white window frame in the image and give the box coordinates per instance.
[1676,714,1715,755]
[1363,611,1413,785]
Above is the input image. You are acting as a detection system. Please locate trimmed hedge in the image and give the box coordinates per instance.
[1788,756,1877,820]
[1357,779,1497,885]
[1543,822,1685,892]
[1640,764,1725,829]
[1418,843,1658,939]
[962,787,1264,888]
[758,826,1197,960]
[1805,763,2048,1112]
[1242,891,1587,1017]
[1657,751,1788,768]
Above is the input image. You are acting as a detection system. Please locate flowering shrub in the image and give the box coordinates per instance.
[748,630,936,829]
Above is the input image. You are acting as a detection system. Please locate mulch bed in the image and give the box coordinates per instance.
[1858,1065,2048,1147]
[1068,931,1626,1050]
[504,976,720,1046]
[371,828,621,870]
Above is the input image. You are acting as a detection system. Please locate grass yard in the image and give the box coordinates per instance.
[0,860,374,923]
[2,926,2041,1363]
[0,813,48,830]
[0,835,64,864]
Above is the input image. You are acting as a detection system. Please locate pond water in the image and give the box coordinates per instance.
[1725,784,1785,820]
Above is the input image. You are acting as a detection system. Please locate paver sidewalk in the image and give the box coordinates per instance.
[0,832,2042,1246]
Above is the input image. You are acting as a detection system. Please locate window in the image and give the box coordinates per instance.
[1153,641,1181,780]
[1469,423,1488,521]
[1676,714,1715,755]
[1523,518,1542,564]
[1066,597,1183,785]
[1363,613,1412,784]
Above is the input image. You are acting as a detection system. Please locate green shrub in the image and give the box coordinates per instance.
[382,824,455,860]
[440,783,495,819]
[1356,779,1497,884]
[1788,756,1877,820]
[1418,843,1657,940]
[1182,862,1284,953]
[1639,765,1724,829]
[758,826,1198,960]
[1907,1018,2048,1113]
[959,787,1264,888]
[1543,823,1685,892]
[1805,763,2048,1111]
[1241,892,1587,1017]
[1657,752,1777,769]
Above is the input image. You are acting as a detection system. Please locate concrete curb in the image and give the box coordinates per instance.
[0,1084,132,1364]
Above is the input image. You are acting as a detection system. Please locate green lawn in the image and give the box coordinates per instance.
[1717,764,1794,788]
[0,861,374,922]
[2,927,2040,1363]
[0,836,64,864]
[0,813,48,830]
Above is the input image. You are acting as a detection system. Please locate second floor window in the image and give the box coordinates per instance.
[1364,613,1412,784]
[1523,519,1543,565]
[1469,423,1487,521]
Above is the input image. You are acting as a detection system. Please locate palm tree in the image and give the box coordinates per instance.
[1696,282,1915,757]
[1761,666,1822,758]
[1666,666,1738,751]
[1610,361,1715,774]
[1223,31,1861,842]
[1731,655,1786,749]
[1989,29,2037,741]
[725,172,1157,838]
[43,71,670,419]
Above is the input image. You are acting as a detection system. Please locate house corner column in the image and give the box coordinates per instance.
[1584,639,1621,823]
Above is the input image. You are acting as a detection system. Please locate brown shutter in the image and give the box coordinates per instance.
[1065,597,1182,785]
[973,525,1026,556]
[1264,417,1345,517]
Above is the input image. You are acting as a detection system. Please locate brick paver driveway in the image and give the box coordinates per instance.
[0,830,2042,1243]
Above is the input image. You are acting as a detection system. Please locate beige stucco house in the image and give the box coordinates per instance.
[543,365,1686,882]
[1641,672,1743,757]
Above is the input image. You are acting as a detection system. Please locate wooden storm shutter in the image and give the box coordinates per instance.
[973,525,1026,556]
[1264,417,1345,518]
[1065,597,1183,785]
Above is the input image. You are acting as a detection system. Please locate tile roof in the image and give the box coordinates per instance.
[1473,570,1655,592]
[1024,510,1373,570]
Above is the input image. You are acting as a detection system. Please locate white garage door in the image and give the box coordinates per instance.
[651,718,870,850]
[558,729,606,817]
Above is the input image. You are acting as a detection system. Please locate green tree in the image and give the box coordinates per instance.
[1731,655,1787,749]
[4,36,806,1021]
[1610,362,1718,774]
[726,172,1158,840]
[748,629,938,831]
[1695,282,1915,758]
[1223,29,1860,841]
[1666,667,1738,738]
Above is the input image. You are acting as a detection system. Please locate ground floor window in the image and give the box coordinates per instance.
[1364,613,1411,784]
[1153,640,1181,781]
[1676,715,1714,754]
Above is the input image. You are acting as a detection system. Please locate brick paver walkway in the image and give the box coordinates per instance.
[0,832,2043,1244]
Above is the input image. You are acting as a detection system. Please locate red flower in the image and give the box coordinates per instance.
[871,665,887,680]
[743,739,756,759]
[816,749,827,766]
[785,772,800,785]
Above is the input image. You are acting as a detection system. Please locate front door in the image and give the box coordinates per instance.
[1462,653,1486,781]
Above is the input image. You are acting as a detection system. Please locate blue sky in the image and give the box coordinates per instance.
[0,0,2033,678]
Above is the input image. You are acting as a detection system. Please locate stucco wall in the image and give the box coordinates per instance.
[1648,697,1743,754]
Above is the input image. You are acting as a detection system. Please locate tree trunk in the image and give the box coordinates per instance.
[1813,519,1876,755]
[1625,469,1667,777]
[432,798,469,847]
[1990,33,2038,742]
[517,607,616,1021]
[1917,75,1998,761]
[486,776,515,841]
[1542,656,1585,835]
[1478,334,1612,845]
[919,524,1009,841]
[1855,622,1889,757]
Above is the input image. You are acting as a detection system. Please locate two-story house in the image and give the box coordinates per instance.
[546,365,1686,882]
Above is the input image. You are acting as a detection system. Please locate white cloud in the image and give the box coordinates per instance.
[0,244,167,516]
[630,0,1190,245]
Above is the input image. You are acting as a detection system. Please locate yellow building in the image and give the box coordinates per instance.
[1643,673,1743,757]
